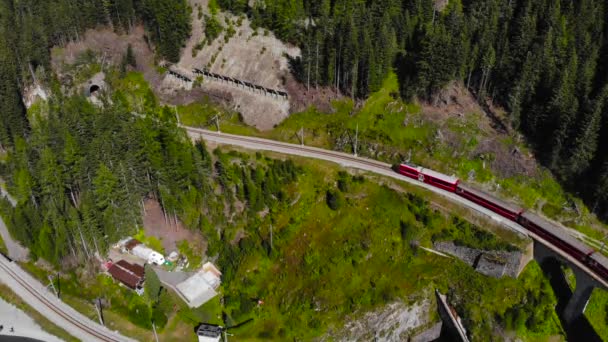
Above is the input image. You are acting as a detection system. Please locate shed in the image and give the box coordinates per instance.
[196,323,222,342]
[108,260,145,294]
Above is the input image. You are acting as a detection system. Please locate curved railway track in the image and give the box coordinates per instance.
[0,254,133,342]
[185,126,608,288]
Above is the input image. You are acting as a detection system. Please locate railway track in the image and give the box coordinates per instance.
[185,126,608,288]
[0,254,134,342]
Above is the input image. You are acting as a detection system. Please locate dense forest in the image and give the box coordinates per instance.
[217,0,608,219]
[0,0,190,150]
[0,73,299,264]
[2,0,608,240]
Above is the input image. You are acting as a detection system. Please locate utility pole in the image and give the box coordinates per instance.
[300,126,304,146]
[224,329,234,342]
[354,123,359,156]
[213,113,221,133]
[94,298,104,326]
[174,105,180,125]
[152,321,159,342]
[47,274,59,298]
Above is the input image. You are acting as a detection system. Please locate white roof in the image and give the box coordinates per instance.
[176,273,218,308]
[131,245,165,264]
[175,265,222,308]
[198,336,221,342]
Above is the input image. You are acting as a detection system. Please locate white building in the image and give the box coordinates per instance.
[176,262,222,308]
[196,324,222,342]
[131,245,165,265]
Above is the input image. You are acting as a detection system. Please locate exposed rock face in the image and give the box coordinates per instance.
[321,298,442,342]
[433,241,524,278]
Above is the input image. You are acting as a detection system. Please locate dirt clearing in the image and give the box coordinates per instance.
[174,0,300,129]
[142,199,204,255]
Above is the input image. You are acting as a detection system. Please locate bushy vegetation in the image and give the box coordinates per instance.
[586,288,608,341]
[7,64,564,338]
[433,216,519,252]
[210,166,562,340]
[0,0,192,162]
[204,15,223,42]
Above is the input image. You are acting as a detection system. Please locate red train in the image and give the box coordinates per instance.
[396,162,608,281]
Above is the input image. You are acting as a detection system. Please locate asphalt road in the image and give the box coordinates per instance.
[185,126,608,288]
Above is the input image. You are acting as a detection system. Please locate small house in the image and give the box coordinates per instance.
[108,260,145,295]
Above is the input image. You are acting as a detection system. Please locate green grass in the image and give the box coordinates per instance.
[172,69,607,242]
[586,288,608,340]
[0,229,7,256]
[13,149,565,341]
[212,155,563,340]
[12,69,576,341]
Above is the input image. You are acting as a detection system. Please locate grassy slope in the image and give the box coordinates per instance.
[10,69,576,340]
[0,230,7,256]
[214,156,562,341]
[13,150,564,341]
[181,73,605,241]
[587,288,608,339]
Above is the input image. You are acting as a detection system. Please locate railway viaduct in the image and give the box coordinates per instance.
[534,241,607,328]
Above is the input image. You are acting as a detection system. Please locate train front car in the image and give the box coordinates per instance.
[455,183,523,221]
[397,163,423,180]
[518,212,606,278]
[419,168,460,192]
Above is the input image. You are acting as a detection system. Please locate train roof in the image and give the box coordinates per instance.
[457,183,522,213]
[420,168,459,184]
[400,162,420,169]
[521,211,595,254]
[590,249,608,267]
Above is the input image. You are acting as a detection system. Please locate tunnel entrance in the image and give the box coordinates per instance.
[89,84,100,95]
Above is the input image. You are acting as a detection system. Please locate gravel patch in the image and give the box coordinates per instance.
[0,297,63,342]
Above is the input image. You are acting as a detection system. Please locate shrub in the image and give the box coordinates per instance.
[326,189,343,210]
[337,171,350,192]
[205,15,223,42]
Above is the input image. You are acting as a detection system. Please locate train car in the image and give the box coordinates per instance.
[588,248,608,280]
[397,163,460,192]
[397,163,422,180]
[420,168,460,192]
[518,211,598,266]
[455,183,524,221]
